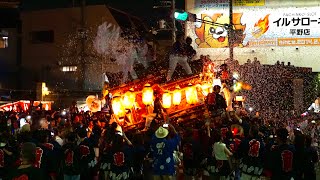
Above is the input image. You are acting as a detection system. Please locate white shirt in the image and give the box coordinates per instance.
[213,142,228,160]
[103,73,109,83]
[308,103,320,113]
[55,136,64,146]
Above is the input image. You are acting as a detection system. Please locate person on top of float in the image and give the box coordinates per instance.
[307,96,320,113]
[117,32,139,84]
[166,33,193,81]
[302,96,320,117]
[136,37,149,69]
[185,37,196,62]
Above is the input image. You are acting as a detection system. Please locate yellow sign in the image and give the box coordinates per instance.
[233,0,265,6]
[248,38,277,47]
[247,38,320,47]
[277,38,320,46]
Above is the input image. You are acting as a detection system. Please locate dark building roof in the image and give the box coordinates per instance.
[0,8,19,28]
[20,1,149,35]
[108,7,147,33]
[19,0,149,30]
[20,0,106,11]
[19,0,183,17]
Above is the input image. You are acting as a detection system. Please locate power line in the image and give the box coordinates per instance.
[0,88,35,92]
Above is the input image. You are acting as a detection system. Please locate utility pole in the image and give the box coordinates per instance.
[80,0,86,89]
[228,0,234,61]
[172,0,176,42]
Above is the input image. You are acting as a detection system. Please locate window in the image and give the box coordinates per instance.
[61,66,77,72]
[0,30,9,48]
[30,30,54,43]
[0,36,8,48]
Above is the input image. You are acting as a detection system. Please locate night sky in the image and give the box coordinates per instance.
[0,8,19,28]
[107,0,185,18]
[0,0,185,29]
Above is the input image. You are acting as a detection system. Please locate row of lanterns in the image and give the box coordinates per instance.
[111,81,218,118]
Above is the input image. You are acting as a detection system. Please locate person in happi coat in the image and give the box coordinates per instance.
[268,128,296,180]
[238,126,265,179]
[62,132,81,180]
[0,133,18,179]
[151,124,180,180]
[181,128,201,180]
[77,128,96,180]
[7,142,45,180]
[108,132,133,180]
[33,129,60,180]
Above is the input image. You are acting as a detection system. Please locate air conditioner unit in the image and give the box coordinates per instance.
[160,1,172,6]
[153,0,172,8]
[159,20,166,29]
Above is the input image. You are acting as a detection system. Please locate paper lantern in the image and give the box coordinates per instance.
[122,88,136,109]
[142,84,154,105]
[185,83,198,104]
[162,91,172,109]
[112,93,125,118]
[201,82,212,96]
[172,86,182,106]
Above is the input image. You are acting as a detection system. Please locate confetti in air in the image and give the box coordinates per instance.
[57,21,318,124]
[59,22,142,86]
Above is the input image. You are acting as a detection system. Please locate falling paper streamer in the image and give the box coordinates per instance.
[58,24,132,89]
[93,22,121,55]
[93,22,138,66]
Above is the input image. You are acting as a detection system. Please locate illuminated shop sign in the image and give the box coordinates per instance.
[0,101,52,112]
[189,2,320,48]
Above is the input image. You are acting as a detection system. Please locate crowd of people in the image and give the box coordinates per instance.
[0,41,319,179]
[0,91,319,180]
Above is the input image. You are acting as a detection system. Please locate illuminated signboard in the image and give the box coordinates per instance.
[186,0,320,71]
[0,101,52,112]
[190,1,320,48]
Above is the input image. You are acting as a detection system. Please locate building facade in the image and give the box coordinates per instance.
[0,6,21,100]
[21,4,120,92]
[185,0,320,72]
